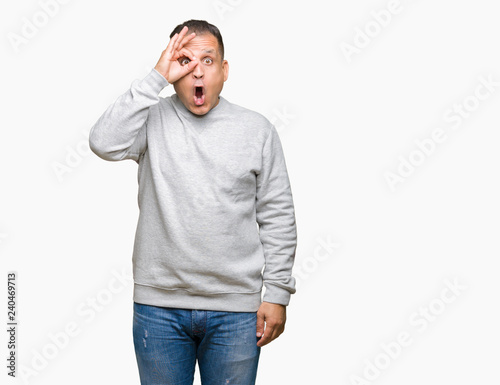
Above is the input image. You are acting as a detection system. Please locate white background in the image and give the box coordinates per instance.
[1,0,500,384]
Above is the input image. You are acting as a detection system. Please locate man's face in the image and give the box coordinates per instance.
[173,33,229,116]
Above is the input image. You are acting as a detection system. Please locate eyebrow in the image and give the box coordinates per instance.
[202,49,216,55]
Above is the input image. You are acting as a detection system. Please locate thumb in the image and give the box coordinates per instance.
[256,311,265,337]
[182,57,199,74]
[168,58,199,83]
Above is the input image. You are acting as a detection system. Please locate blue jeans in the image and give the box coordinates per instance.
[133,302,261,384]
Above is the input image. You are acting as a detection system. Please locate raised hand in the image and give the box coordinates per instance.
[154,26,198,84]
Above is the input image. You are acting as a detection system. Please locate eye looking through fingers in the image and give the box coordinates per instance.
[178,57,213,66]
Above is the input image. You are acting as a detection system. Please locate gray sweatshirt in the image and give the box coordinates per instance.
[89,68,297,312]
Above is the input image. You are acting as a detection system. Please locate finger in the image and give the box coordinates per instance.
[256,314,265,338]
[166,27,185,58]
[164,33,180,59]
[178,47,196,62]
[166,32,179,52]
[257,332,271,347]
[172,26,189,54]
[182,57,199,74]
[177,31,196,51]
[260,322,284,347]
[257,325,274,347]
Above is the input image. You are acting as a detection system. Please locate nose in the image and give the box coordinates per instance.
[192,59,204,78]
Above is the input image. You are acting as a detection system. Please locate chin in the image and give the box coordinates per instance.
[189,105,209,115]
[191,99,214,115]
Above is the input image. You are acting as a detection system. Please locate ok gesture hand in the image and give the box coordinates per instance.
[154,26,198,84]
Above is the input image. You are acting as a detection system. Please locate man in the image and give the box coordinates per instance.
[89,19,297,385]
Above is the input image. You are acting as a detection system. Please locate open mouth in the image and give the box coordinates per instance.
[194,86,205,106]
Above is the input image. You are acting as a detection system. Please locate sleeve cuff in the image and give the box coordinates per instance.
[262,283,292,306]
[140,68,169,94]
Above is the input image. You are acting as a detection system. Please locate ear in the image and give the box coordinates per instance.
[222,60,229,82]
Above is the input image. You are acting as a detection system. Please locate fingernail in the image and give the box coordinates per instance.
[256,332,262,337]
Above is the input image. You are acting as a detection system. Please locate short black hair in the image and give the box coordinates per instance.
[170,19,224,61]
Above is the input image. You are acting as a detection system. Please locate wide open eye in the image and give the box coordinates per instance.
[179,57,191,66]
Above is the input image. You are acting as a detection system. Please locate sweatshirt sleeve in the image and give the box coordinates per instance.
[89,68,169,162]
[256,125,298,306]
